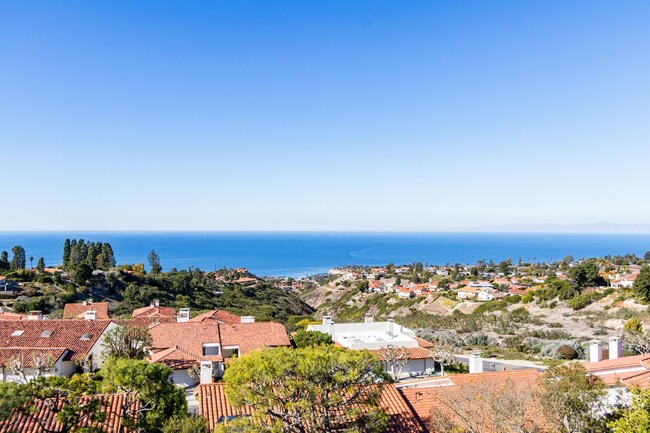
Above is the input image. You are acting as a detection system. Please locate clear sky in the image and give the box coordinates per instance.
[1,1,649,231]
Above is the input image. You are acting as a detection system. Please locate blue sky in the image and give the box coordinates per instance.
[1,1,649,231]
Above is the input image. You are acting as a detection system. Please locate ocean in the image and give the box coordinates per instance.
[0,232,649,278]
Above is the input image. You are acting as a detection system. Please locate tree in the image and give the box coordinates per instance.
[102,324,153,360]
[97,243,116,271]
[148,250,162,275]
[568,260,604,288]
[220,346,388,433]
[609,387,650,433]
[100,358,187,433]
[29,256,34,269]
[8,352,55,383]
[10,245,26,270]
[634,265,650,301]
[11,375,105,433]
[162,414,209,433]
[74,263,92,285]
[293,330,333,348]
[0,251,9,270]
[379,345,410,382]
[624,330,650,354]
[498,260,510,275]
[429,377,542,433]
[430,342,455,376]
[63,239,71,268]
[538,363,609,433]
[644,251,650,261]
[36,257,45,272]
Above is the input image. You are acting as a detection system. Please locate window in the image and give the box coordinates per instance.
[41,330,53,337]
[11,330,24,337]
[80,333,93,341]
[202,343,220,356]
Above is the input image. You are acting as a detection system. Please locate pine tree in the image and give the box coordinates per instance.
[634,265,650,301]
[148,250,162,274]
[36,257,45,272]
[0,251,8,270]
[100,243,116,270]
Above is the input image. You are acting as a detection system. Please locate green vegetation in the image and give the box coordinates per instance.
[293,329,333,348]
[218,346,388,433]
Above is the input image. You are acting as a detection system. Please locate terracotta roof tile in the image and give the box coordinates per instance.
[0,347,69,367]
[0,393,137,433]
[63,302,110,320]
[189,309,242,324]
[582,354,650,372]
[197,383,426,433]
[0,320,112,361]
[131,305,176,318]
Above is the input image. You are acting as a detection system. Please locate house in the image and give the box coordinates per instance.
[477,288,505,302]
[0,320,117,382]
[148,319,291,387]
[581,338,650,388]
[188,309,242,325]
[307,316,434,379]
[492,277,511,286]
[196,382,427,433]
[457,286,479,300]
[0,393,137,433]
[397,369,544,430]
[396,287,414,299]
[611,274,637,289]
[131,300,176,320]
[468,281,494,289]
[63,300,110,320]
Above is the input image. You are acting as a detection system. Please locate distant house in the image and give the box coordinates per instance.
[188,309,242,325]
[468,281,494,289]
[457,287,479,300]
[0,320,117,382]
[611,274,637,289]
[396,288,414,299]
[477,288,505,302]
[63,301,110,320]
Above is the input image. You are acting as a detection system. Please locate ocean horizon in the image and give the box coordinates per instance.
[1,231,649,278]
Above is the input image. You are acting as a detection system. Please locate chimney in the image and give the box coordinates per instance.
[0,306,4,314]
[82,301,87,306]
[85,310,98,321]
[28,310,43,320]
[609,336,623,360]
[240,316,255,324]
[387,319,395,336]
[200,361,213,385]
[177,308,190,323]
[589,340,603,362]
[154,299,160,308]
[469,354,483,374]
[322,316,332,325]
[365,313,374,323]
[88,298,93,305]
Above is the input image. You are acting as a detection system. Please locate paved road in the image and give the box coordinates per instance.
[453,355,546,372]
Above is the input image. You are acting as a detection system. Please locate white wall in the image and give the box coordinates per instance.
[172,369,195,388]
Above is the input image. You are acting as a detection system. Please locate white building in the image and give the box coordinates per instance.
[307,315,434,379]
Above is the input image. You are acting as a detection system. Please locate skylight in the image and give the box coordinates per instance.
[41,330,53,337]
[80,333,93,341]
[11,330,24,337]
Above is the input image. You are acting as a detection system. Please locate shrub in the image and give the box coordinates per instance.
[624,318,644,333]
[556,345,578,360]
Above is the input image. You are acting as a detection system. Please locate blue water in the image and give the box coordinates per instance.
[0,232,649,278]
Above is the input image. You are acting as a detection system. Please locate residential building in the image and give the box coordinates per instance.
[0,393,137,433]
[307,316,434,378]
[0,320,117,382]
[148,319,291,387]
[63,300,110,320]
[188,309,242,325]
[196,382,427,433]
[457,286,479,300]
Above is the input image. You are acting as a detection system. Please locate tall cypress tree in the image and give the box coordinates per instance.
[36,257,45,272]
[10,246,26,270]
[63,239,71,268]
[0,251,8,270]
[100,243,116,270]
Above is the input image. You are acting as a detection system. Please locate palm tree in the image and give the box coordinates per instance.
[29,256,34,269]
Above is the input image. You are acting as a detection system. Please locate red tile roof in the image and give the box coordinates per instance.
[582,354,650,372]
[0,320,112,362]
[149,322,291,367]
[0,393,137,433]
[0,347,69,367]
[63,302,110,320]
[368,346,433,361]
[399,369,542,426]
[189,309,242,324]
[149,345,206,369]
[0,311,28,321]
[197,383,426,433]
[131,305,176,318]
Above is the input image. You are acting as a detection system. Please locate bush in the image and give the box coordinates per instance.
[624,318,643,333]
[556,345,578,360]
[465,333,490,346]
[162,415,209,433]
